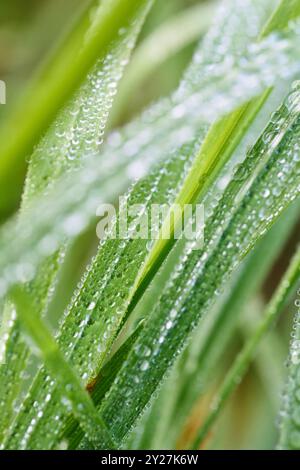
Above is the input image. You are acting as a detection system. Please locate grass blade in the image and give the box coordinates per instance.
[173,202,300,439]
[4,0,296,447]
[262,0,300,36]
[2,2,300,300]
[91,86,300,447]
[3,141,197,449]
[111,0,218,121]
[62,322,144,450]
[0,0,153,218]
[191,244,300,449]
[9,287,115,450]
[279,311,300,449]
[0,0,153,441]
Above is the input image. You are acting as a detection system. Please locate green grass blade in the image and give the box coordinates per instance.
[9,287,115,449]
[279,318,300,448]
[0,0,152,441]
[62,322,144,450]
[0,307,28,442]
[3,140,197,449]
[0,0,276,404]
[240,298,286,413]
[262,0,300,36]
[1,21,298,300]
[91,86,300,447]
[190,245,300,450]
[278,283,300,448]
[1,0,298,450]
[0,2,298,301]
[0,0,153,219]
[172,201,300,436]
[22,5,153,207]
[110,0,218,121]
[2,73,275,449]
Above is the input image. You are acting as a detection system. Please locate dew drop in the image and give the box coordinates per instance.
[140,361,149,371]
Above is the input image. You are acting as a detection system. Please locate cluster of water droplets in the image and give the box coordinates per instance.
[0,0,296,303]
[3,138,198,449]
[2,0,300,449]
[0,2,156,449]
[0,302,16,365]
[95,83,300,445]
[23,7,150,206]
[278,288,300,449]
[173,19,300,124]
[179,0,271,93]
[0,6,162,303]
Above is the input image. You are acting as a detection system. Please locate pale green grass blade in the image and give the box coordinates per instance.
[0,0,153,218]
[172,202,300,437]
[278,281,300,448]
[22,4,154,206]
[0,0,153,441]
[2,2,300,300]
[90,87,300,447]
[0,306,27,442]
[240,298,286,412]
[110,0,218,122]
[1,0,297,449]
[3,141,197,449]
[111,93,300,449]
[10,287,115,450]
[62,322,144,450]
[172,23,300,123]
[2,70,276,449]
[126,364,180,450]
[262,0,300,36]
[0,0,276,400]
[68,85,299,448]
[1,22,298,299]
[134,76,299,319]
[279,321,300,448]
[191,245,300,450]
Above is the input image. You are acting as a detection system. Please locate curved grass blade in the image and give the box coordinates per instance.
[22,5,154,207]
[1,83,273,446]
[3,141,198,449]
[110,0,218,122]
[62,322,144,450]
[0,0,153,441]
[240,298,286,411]
[10,287,115,450]
[0,304,27,442]
[126,363,180,450]
[0,0,153,218]
[278,289,300,448]
[0,2,276,408]
[87,86,300,447]
[172,201,300,439]
[1,24,298,300]
[64,86,298,450]
[128,201,299,450]
[262,0,300,36]
[279,322,300,449]
[171,22,300,123]
[190,244,300,450]
[1,0,296,448]
[2,2,300,301]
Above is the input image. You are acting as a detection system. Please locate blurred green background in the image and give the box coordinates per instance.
[0,0,205,123]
